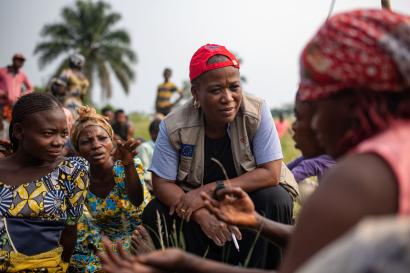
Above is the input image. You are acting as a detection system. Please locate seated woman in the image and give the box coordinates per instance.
[0,93,89,272]
[68,107,151,273]
[141,44,294,268]
[289,99,335,205]
[99,8,410,273]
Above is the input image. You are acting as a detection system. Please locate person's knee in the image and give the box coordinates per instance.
[142,198,170,225]
[249,185,293,217]
[250,185,291,204]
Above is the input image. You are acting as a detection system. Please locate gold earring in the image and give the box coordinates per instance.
[193,99,200,109]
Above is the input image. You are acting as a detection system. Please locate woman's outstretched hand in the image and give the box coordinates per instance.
[116,138,140,164]
[99,237,165,273]
[201,187,259,229]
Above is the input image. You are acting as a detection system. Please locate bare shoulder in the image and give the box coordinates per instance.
[279,153,398,273]
[320,153,398,211]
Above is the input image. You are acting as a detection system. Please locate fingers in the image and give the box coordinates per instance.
[229,225,242,240]
[185,208,193,222]
[216,187,246,200]
[100,236,121,266]
[201,192,221,208]
[117,241,133,262]
[169,204,176,216]
[219,223,231,242]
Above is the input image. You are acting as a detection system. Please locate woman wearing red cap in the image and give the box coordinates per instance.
[99,8,410,273]
[139,44,294,268]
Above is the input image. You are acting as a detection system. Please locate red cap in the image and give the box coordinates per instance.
[189,44,240,82]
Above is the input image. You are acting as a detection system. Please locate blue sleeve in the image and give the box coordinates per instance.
[252,101,283,165]
[148,121,179,180]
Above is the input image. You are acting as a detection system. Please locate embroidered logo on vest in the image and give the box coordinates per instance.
[180,144,195,157]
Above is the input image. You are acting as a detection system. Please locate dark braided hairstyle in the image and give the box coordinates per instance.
[9,93,63,152]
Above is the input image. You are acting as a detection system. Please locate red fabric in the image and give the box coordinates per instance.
[298,9,410,101]
[189,44,240,81]
[353,121,410,215]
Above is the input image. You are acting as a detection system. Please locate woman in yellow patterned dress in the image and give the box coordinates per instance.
[68,107,150,273]
[0,93,89,272]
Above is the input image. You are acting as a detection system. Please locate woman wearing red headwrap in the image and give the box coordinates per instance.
[99,8,410,273]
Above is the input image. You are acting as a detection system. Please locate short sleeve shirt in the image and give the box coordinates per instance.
[149,100,283,181]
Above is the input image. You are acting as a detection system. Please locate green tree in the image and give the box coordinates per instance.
[34,0,136,100]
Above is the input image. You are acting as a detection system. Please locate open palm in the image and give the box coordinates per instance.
[202,187,258,228]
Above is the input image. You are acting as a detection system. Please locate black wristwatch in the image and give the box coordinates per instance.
[214,180,225,200]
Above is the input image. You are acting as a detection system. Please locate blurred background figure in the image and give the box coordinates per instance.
[62,107,77,157]
[101,106,115,124]
[60,53,89,114]
[0,53,33,140]
[274,113,289,138]
[155,68,182,116]
[0,53,33,108]
[47,76,68,105]
[112,109,135,141]
[135,118,161,192]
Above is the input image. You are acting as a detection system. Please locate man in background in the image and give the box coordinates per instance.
[0,53,33,108]
[111,109,135,141]
[155,68,182,116]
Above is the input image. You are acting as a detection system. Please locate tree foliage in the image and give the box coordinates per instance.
[34,0,136,99]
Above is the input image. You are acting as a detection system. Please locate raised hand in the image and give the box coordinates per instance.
[201,187,259,229]
[99,237,165,273]
[116,138,141,165]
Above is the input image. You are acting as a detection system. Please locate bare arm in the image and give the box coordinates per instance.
[227,159,282,192]
[255,214,293,248]
[178,252,271,273]
[60,224,77,262]
[124,163,144,207]
[279,154,398,273]
[152,172,185,207]
[23,73,33,92]
[118,139,144,207]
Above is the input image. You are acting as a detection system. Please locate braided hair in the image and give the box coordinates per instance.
[9,93,63,152]
[335,89,410,156]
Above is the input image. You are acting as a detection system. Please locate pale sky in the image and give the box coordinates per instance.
[1,0,409,113]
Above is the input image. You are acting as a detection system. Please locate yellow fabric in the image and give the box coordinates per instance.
[71,106,114,151]
[156,82,178,109]
[61,69,89,96]
[7,247,68,272]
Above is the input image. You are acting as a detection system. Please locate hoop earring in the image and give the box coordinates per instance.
[193,99,200,109]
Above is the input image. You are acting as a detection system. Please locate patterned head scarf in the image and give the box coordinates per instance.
[71,106,114,151]
[298,9,410,101]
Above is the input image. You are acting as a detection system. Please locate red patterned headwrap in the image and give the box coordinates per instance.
[298,9,410,101]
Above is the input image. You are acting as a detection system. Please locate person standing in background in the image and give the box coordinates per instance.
[155,68,182,116]
[0,53,33,131]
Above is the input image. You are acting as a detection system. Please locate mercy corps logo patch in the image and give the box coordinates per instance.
[180,144,195,157]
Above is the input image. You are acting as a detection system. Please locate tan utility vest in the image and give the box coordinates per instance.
[164,94,299,199]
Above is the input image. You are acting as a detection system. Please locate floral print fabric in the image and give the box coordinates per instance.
[69,159,151,273]
[0,157,89,270]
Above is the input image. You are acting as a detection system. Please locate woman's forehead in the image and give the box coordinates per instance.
[23,108,66,126]
[78,125,109,137]
[200,66,240,83]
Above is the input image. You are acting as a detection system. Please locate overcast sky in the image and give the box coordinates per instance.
[1,0,409,113]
